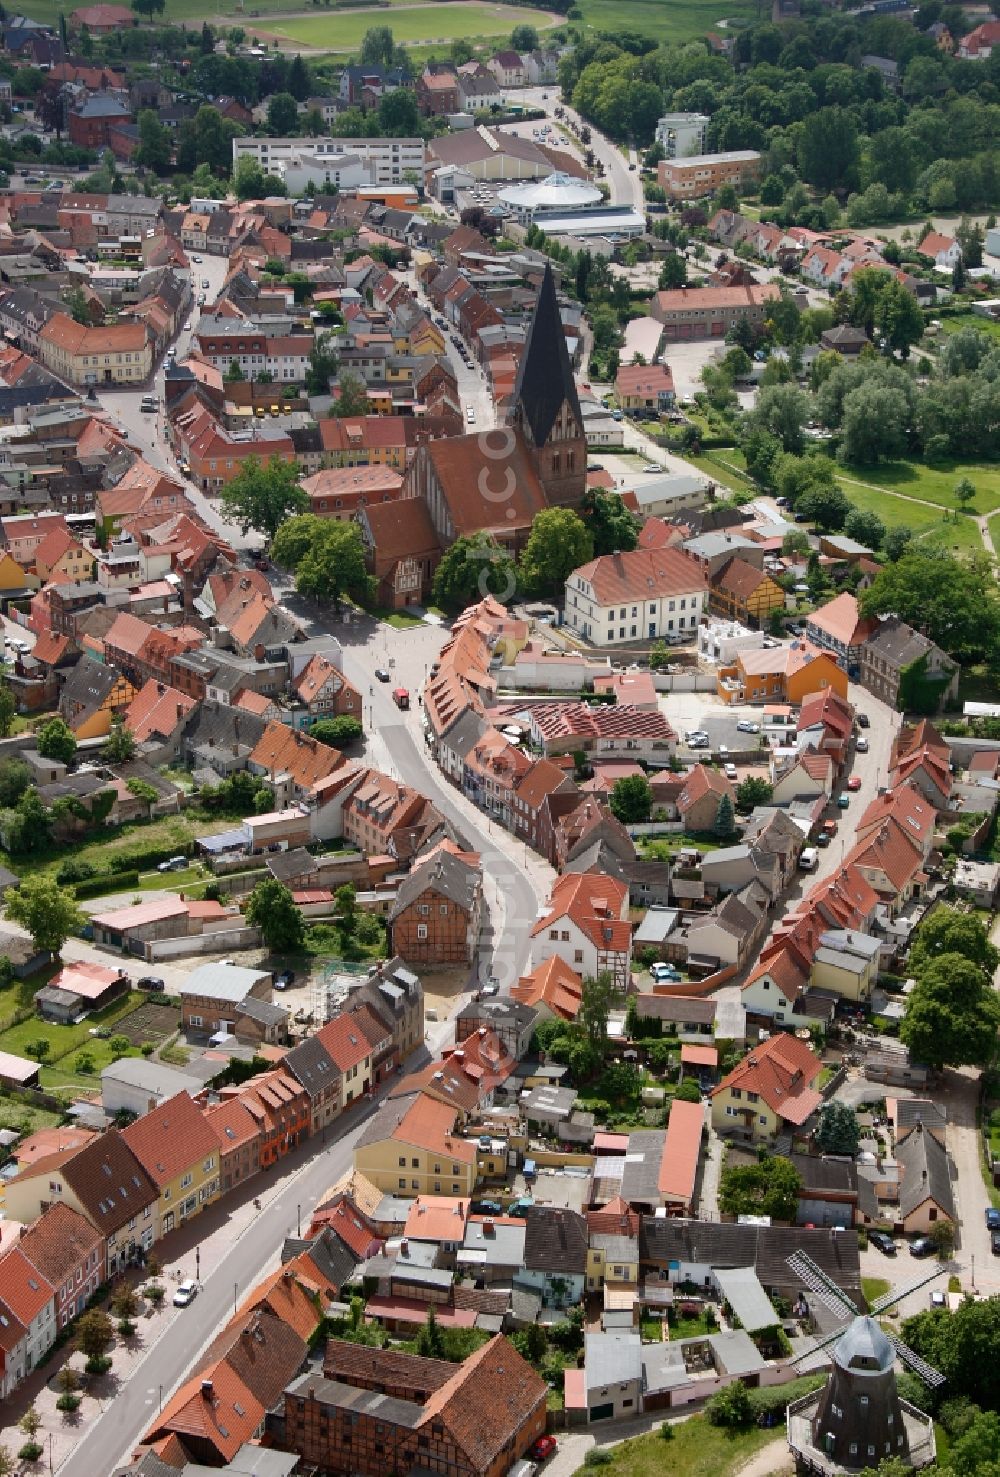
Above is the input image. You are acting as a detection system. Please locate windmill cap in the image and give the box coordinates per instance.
[833,1315,895,1373]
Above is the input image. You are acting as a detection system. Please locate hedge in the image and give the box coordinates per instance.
[109,844,192,874]
[747,1374,826,1418]
[75,871,138,899]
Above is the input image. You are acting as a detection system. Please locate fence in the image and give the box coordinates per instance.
[651,672,717,692]
[147,926,263,961]
[820,1064,847,1100]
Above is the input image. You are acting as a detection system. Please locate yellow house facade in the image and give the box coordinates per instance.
[38,314,153,388]
[0,552,36,596]
[586,1240,639,1292]
[122,1092,222,1241]
[64,669,136,739]
[354,1093,477,1198]
[810,932,880,1004]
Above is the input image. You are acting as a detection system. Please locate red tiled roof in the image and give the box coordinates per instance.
[711,1031,822,1122]
[658,1098,704,1205]
[123,1092,219,1189]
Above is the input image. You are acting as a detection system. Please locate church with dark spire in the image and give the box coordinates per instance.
[507,263,588,509]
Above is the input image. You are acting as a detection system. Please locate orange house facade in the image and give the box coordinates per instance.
[717,644,848,707]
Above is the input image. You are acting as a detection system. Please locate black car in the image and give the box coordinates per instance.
[868,1230,896,1256]
[987,1208,1000,1231]
[471,1199,503,1216]
[274,970,295,991]
[909,1236,936,1258]
[375,668,391,682]
[137,975,165,992]
[857,712,870,728]
[993,1230,1000,1256]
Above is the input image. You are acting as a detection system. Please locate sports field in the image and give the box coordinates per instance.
[253,1,556,49]
[16,0,751,45]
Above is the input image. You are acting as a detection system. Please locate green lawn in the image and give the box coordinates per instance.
[685,452,752,497]
[599,1415,778,1477]
[837,476,984,554]
[575,0,755,43]
[841,460,1000,516]
[0,1098,62,1134]
[257,2,555,49]
[2,813,223,887]
[862,1276,891,1308]
[939,312,1000,342]
[0,992,147,1071]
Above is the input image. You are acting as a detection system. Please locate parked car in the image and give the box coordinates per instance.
[375,668,391,682]
[736,720,760,733]
[909,1236,936,1258]
[529,1438,557,1462]
[816,832,832,847]
[651,962,682,982]
[836,795,851,809]
[157,856,187,872]
[274,970,295,991]
[930,1289,946,1307]
[137,976,165,992]
[724,762,738,780]
[173,1279,198,1307]
[847,776,863,791]
[868,1230,896,1256]
[471,1199,503,1216]
[986,1208,1000,1230]
[857,712,870,728]
[856,737,869,753]
[992,1229,1000,1256]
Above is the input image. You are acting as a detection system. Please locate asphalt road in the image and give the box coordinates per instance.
[519,86,643,214]
[67,1095,379,1477]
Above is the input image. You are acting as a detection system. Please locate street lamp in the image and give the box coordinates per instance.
[297,1202,301,1238]
[234,1282,238,1315]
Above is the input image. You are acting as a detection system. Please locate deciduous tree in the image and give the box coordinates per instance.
[219,456,308,542]
[36,716,77,765]
[518,507,593,598]
[814,1101,861,1156]
[6,876,85,957]
[431,533,515,613]
[244,879,305,953]
[609,774,653,824]
[900,952,1000,1069]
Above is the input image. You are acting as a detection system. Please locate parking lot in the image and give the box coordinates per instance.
[659,690,770,759]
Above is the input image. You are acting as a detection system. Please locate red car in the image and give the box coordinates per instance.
[529,1438,558,1462]
[847,776,863,791]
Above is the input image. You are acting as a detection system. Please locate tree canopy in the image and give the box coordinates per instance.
[518,508,593,598]
[860,548,1000,663]
[814,1101,861,1156]
[580,489,640,557]
[431,534,515,613]
[719,1155,802,1222]
[6,876,85,957]
[900,951,1000,1070]
[608,774,653,824]
[244,879,305,953]
[295,521,375,611]
[219,456,308,542]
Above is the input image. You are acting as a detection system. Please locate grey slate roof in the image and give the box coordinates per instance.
[237,996,288,1028]
[523,1205,588,1274]
[639,1218,862,1295]
[510,262,582,450]
[389,849,480,921]
[621,1130,666,1207]
[282,1035,339,1102]
[897,1121,954,1221]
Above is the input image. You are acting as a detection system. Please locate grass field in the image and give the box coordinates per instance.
[0,813,224,887]
[838,476,984,554]
[254,2,555,49]
[600,1415,779,1477]
[16,0,749,46]
[842,459,1000,516]
[939,312,1000,342]
[575,0,758,43]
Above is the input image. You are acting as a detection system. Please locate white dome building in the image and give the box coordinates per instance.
[498,172,603,224]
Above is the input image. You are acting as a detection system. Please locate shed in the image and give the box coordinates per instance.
[713,1265,780,1332]
[0,1050,39,1088]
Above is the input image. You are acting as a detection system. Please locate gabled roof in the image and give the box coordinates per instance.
[897,1121,954,1221]
[39,1126,158,1235]
[148,1357,262,1463]
[418,1336,547,1471]
[523,1206,588,1274]
[512,956,584,1020]
[711,1033,822,1125]
[315,1013,371,1074]
[389,848,481,922]
[0,1245,55,1326]
[122,1091,220,1189]
[249,721,343,791]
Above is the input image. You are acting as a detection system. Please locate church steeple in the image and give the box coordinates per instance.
[508,263,587,508]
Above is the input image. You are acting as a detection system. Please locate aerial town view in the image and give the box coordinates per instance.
[0,0,995,1473]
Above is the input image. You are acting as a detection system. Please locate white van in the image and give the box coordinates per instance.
[798,847,819,872]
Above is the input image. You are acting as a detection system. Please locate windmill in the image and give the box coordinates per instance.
[784,1250,943,1474]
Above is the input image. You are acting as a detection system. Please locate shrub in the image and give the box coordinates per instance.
[584,1452,612,1467]
[19,1441,43,1460]
[57,858,96,884]
[75,871,138,899]
[706,1379,753,1428]
[57,1392,82,1412]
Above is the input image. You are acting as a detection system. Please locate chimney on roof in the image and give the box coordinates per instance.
[201,1379,214,1399]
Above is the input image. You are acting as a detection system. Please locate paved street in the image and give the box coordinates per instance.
[519,87,643,215]
[54,1092,377,1477]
